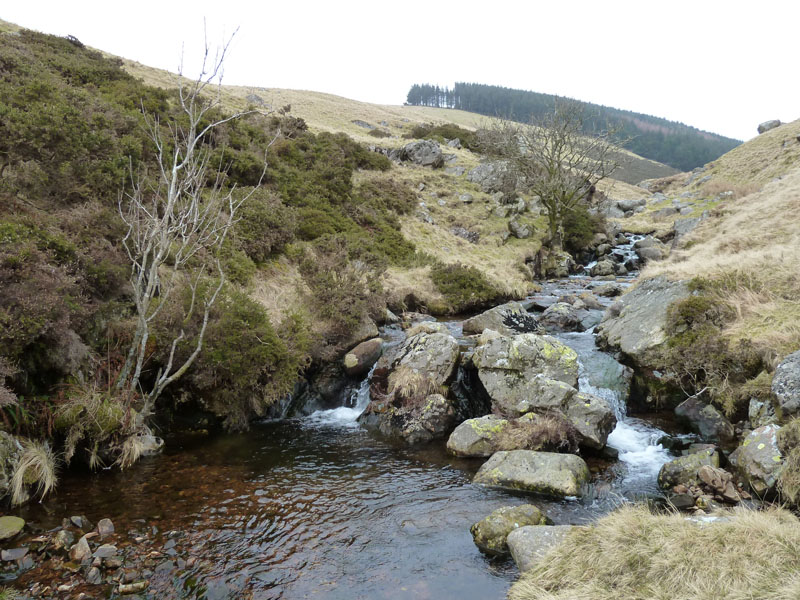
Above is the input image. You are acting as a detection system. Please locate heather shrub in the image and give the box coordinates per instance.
[430,263,504,313]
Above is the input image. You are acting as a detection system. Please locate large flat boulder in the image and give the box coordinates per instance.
[470,504,549,555]
[462,302,542,337]
[473,334,579,389]
[473,450,590,498]
[507,525,574,572]
[595,276,691,370]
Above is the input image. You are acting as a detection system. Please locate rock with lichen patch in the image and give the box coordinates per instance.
[470,504,549,555]
[729,424,783,496]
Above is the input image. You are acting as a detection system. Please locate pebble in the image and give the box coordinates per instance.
[97,518,115,539]
[69,536,91,562]
[1,547,28,561]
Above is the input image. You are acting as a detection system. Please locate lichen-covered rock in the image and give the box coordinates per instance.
[674,397,735,444]
[730,425,783,496]
[473,334,579,389]
[467,160,512,194]
[343,338,383,377]
[596,276,691,371]
[563,392,617,450]
[772,350,800,420]
[507,525,574,572]
[462,302,542,337]
[590,259,615,277]
[473,450,590,498]
[483,373,576,420]
[399,140,444,168]
[470,504,549,555]
[539,302,599,332]
[657,447,719,489]
[749,397,779,428]
[447,415,510,457]
[359,330,461,444]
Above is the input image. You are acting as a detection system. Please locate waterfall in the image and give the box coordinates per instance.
[304,364,375,427]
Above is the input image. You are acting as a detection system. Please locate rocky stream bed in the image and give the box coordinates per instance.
[0,237,731,599]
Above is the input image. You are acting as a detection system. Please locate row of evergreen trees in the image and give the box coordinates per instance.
[405,83,740,171]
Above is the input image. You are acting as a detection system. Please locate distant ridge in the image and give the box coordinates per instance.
[406,82,741,171]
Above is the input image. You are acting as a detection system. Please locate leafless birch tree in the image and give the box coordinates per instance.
[482,101,623,251]
[116,31,275,420]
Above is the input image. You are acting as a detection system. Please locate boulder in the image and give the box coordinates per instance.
[447,415,510,457]
[472,334,579,398]
[343,338,383,377]
[593,283,623,297]
[590,260,615,277]
[672,216,704,247]
[563,392,617,450]
[399,140,443,168]
[757,120,782,134]
[461,302,542,337]
[595,276,691,371]
[507,525,573,572]
[470,504,549,555]
[772,350,800,420]
[447,138,462,149]
[508,218,532,239]
[749,397,778,428]
[674,397,735,444]
[729,424,783,496]
[539,302,599,332]
[657,447,719,489]
[634,236,669,263]
[467,161,513,194]
[473,450,590,498]
[359,330,460,444]
[617,197,647,212]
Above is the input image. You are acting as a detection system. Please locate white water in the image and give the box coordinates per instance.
[558,330,671,492]
[305,364,375,427]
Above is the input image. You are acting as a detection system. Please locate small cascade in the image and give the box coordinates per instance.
[582,232,646,275]
[556,330,671,492]
[305,364,375,427]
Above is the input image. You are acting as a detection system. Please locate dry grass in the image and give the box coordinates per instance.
[494,413,579,453]
[248,260,308,327]
[10,439,57,505]
[387,366,443,400]
[509,504,800,600]
[643,164,800,360]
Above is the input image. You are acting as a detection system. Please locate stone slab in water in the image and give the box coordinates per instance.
[473,450,590,498]
[0,516,24,540]
[507,525,573,572]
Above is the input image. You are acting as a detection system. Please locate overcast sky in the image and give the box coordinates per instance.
[5,1,798,141]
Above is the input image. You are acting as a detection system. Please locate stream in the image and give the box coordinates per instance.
[11,259,677,599]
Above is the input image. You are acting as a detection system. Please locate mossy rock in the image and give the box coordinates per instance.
[470,504,549,555]
[0,516,25,540]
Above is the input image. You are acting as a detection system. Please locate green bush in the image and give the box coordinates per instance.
[563,204,605,254]
[234,189,296,263]
[404,122,479,150]
[430,263,504,313]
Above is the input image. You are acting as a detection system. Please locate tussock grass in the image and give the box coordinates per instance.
[10,439,57,505]
[387,366,442,400]
[495,414,579,453]
[509,505,800,600]
[643,165,800,360]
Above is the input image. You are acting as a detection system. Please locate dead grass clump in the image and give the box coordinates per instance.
[10,438,57,505]
[700,178,761,200]
[387,366,442,401]
[495,413,580,453]
[509,504,800,600]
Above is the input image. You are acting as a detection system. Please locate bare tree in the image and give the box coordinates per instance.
[482,101,624,252]
[116,31,275,421]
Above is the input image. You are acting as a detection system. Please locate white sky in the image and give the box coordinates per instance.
[4,1,799,141]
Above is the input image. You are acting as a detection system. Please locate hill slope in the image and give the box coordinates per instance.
[406,82,740,171]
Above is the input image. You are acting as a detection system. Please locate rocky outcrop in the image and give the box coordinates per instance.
[729,424,784,496]
[473,450,591,498]
[658,447,719,489]
[467,161,513,194]
[343,338,383,377]
[508,218,532,239]
[461,302,542,337]
[596,276,691,371]
[358,329,461,444]
[757,120,782,134]
[394,140,444,167]
[674,397,735,444]
[507,525,573,572]
[772,350,800,420]
[470,504,549,555]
